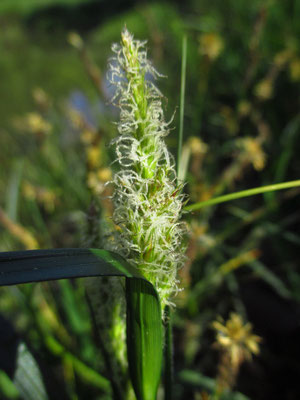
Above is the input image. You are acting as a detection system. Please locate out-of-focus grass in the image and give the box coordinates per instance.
[0,0,94,15]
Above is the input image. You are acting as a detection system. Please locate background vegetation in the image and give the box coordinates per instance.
[0,0,300,399]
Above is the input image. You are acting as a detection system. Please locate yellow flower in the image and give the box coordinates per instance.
[212,312,261,369]
[199,33,224,61]
[32,87,51,110]
[238,101,251,117]
[254,78,273,100]
[239,137,266,171]
[289,58,300,81]
[188,137,208,155]
[67,31,83,50]
[86,145,101,168]
[81,129,97,145]
[68,108,83,129]
[87,172,98,191]
[87,168,112,194]
[220,106,238,135]
[274,49,293,67]
[23,112,52,135]
[97,167,112,182]
[23,182,57,212]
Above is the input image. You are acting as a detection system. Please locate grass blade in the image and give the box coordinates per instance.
[45,336,111,392]
[0,248,163,399]
[126,278,162,400]
[177,34,187,181]
[0,248,141,286]
[185,180,300,212]
[5,159,23,221]
[13,342,49,400]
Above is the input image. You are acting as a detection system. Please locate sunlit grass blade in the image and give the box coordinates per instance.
[0,370,19,399]
[185,180,300,212]
[5,159,23,221]
[126,278,162,400]
[13,342,49,400]
[177,34,187,181]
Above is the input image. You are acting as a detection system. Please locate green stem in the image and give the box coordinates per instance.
[177,34,187,180]
[164,306,173,400]
[185,180,300,212]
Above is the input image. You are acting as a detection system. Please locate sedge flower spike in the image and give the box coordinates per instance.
[107,28,186,308]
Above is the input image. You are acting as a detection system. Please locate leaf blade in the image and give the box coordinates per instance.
[126,278,162,400]
[0,248,140,286]
[0,249,163,399]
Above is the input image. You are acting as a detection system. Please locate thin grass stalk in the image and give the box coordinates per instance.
[177,34,187,181]
[85,292,122,399]
[185,180,300,212]
[164,306,173,400]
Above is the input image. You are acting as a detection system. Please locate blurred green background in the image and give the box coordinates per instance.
[0,0,300,399]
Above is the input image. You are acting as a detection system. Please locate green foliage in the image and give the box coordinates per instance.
[0,371,19,399]
[0,249,162,399]
[0,249,144,286]
[126,279,162,400]
[0,0,94,15]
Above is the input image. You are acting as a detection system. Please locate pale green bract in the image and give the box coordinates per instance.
[106,28,186,309]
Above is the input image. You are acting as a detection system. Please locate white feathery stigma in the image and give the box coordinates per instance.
[107,28,186,308]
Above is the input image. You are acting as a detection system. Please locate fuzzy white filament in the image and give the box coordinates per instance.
[107,28,186,308]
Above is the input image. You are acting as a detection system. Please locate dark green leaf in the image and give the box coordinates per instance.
[0,248,140,286]
[126,278,162,400]
[0,249,163,399]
